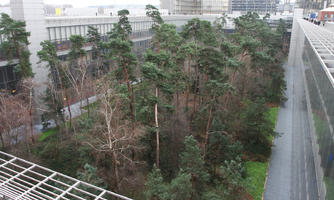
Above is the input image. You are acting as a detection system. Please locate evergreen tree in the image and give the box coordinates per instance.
[239,99,275,159]
[0,13,32,78]
[145,165,169,200]
[168,171,193,200]
[219,157,246,198]
[77,163,105,188]
[87,26,103,76]
[107,9,137,130]
[206,132,243,175]
[65,35,88,116]
[180,135,209,198]
[143,5,176,168]
[38,40,74,128]
[176,42,197,111]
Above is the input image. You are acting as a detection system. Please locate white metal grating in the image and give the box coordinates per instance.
[299,19,334,87]
[0,151,132,200]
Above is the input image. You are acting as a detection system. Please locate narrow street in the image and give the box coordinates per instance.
[264,61,318,200]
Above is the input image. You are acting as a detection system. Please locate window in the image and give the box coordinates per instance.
[0,65,18,90]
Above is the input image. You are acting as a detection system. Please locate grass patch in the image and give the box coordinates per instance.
[246,106,279,200]
[82,101,99,111]
[39,127,57,142]
[313,113,330,139]
[268,107,279,125]
[245,161,268,200]
[39,105,95,142]
[267,106,279,141]
[325,176,334,200]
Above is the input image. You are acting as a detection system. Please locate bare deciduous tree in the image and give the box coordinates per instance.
[85,79,142,191]
[0,93,30,148]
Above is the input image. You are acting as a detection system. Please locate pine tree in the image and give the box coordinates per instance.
[180,135,209,198]
[107,9,137,130]
[77,163,105,187]
[76,163,105,198]
[87,26,103,77]
[176,42,197,111]
[145,165,168,200]
[168,170,193,200]
[38,40,67,128]
[144,5,168,169]
[0,13,32,78]
[65,35,87,116]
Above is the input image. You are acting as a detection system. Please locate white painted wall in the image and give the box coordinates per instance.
[10,0,49,96]
[0,7,11,15]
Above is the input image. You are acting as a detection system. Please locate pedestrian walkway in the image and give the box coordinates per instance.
[264,62,318,200]
[34,95,99,134]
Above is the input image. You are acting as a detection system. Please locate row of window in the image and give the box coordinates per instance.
[47,21,156,42]
[0,64,19,90]
[47,18,201,42]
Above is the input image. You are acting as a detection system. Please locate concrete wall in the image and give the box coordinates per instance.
[0,7,11,15]
[10,0,49,97]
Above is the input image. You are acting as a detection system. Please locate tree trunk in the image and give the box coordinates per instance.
[79,93,83,115]
[66,91,72,128]
[193,65,199,114]
[29,105,34,143]
[29,89,35,143]
[15,42,24,76]
[176,90,179,112]
[205,72,209,102]
[203,103,213,159]
[112,152,120,191]
[86,97,90,118]
[155,35,161,168]
[122,60,135,131]
[0,133,5,149]
[155,87,160,168]
[186,56,191,110]
[190,174,195,200]
[54,65,67,126]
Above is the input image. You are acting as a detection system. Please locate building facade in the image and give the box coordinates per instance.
[0,0,219,92]
[231,0,279,13]
[160,0,229,14]
[288,9,334,199]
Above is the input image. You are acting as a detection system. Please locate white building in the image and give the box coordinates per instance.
[160,0,229,14]
[0,0,219,92]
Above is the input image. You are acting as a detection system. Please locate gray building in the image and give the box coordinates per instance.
[231,0,279,13]
[160,0,229,14]
[0,0,218,91]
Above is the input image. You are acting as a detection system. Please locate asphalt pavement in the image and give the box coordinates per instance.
[264,62,319,200]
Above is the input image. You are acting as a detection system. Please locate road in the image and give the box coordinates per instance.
[4,95,99,145]
[264,61,319,200]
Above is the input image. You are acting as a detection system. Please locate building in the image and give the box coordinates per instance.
[287,9,334,199]
[231,0,279,13]
[0,0,219,93]
[296,0,323,10]
[160,0,202,14]
[318,4,334,21]
[0,0,293,93]
[202,0,229,14]
[160,0,229,14]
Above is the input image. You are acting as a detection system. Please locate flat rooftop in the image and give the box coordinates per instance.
[299,19,334,86]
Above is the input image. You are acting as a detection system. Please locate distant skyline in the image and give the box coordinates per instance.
[2,0,159,8]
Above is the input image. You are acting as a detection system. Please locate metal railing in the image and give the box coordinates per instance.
[299,19,334,200]
[0,151,132,200]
